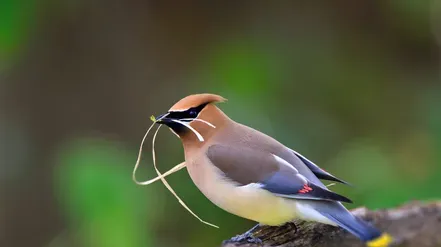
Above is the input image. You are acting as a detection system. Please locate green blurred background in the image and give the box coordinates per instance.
[1,1,441,247]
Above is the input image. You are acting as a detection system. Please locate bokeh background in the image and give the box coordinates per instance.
[1,1,441,247]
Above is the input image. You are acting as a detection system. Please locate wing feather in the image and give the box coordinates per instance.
[290,149,350,185]
[207,145,352,203]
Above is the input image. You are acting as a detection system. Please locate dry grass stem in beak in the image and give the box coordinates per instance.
[132,119,219,228]
[151,125,219,228]
[171,119,205,142]
[180,118,216,128]
[132,121,186,185]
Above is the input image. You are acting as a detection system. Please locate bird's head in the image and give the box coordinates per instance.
[154,93,228,143]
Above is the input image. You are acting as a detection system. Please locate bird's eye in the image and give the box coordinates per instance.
[189,110,198,117]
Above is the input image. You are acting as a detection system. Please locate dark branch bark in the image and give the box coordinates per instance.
[221,201,441,247]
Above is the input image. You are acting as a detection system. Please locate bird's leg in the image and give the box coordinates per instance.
[275,221,297,236]
[266,221,297,239]
[247,221,297,244]
[225,224,263,244]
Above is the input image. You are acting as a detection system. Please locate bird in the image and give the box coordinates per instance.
[153,93,393,247]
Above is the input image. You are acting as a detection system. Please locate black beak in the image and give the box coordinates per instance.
[154,112,188,134]
[155,113,171,124]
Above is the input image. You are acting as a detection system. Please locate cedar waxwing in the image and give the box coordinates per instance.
[154,93,393,247]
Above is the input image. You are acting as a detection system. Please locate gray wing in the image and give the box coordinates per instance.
[289,149,350,185]
[207,145,352,203]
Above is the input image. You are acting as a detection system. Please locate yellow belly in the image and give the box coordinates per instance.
[219,183,298,226]
[190,167,297,225]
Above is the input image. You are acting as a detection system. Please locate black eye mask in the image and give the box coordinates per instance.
[167,103,208,121]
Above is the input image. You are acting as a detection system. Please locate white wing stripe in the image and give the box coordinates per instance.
[272,154,299,173]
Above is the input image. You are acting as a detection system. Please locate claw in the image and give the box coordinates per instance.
[224,224,263,245]
[226,232,262,244]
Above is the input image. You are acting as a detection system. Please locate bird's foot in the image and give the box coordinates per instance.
[225,232,263,244]
[223,224,263,245]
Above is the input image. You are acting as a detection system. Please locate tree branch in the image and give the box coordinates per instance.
[221,201,441,247]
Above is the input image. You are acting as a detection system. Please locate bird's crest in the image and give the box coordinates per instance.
[169,93,226,111]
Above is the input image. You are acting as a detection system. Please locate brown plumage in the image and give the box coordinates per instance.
[169,93,226,111]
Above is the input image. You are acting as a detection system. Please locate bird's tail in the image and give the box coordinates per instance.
[320,208,393,247]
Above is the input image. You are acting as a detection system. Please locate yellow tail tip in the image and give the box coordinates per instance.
[366,233,393,247]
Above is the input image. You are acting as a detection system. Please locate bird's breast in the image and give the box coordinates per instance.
[186,157,299,226]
